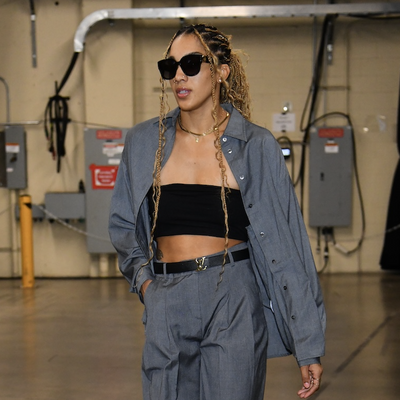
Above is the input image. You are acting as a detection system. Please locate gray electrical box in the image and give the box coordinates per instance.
[309,126,353,227]
[45,192,85,220]
[84,128,127,253]
[0,131,6,187]
[4,126,27,189]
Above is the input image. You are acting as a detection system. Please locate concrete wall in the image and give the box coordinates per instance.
[0,0,399,277]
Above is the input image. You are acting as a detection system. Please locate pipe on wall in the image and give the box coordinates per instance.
[19,194,35,288]
[74,3,400,52]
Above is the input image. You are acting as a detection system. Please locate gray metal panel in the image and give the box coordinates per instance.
[45,192,85,220]
[309,126,353,227]
[0,131,6,188]
[74,3,400,52]
[84,128,127,253]
[5,126,27,189]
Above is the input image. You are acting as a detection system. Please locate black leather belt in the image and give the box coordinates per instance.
[153,248,249,274]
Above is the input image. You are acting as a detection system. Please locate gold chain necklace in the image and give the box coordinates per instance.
[178,112,230,143]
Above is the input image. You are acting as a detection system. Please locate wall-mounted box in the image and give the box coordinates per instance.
[84,128,127,253]
[0,130,6,188]
[309,126,353,227]
[5,126,27,189]
[44,192,85,220]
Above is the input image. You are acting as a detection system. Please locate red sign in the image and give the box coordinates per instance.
[96,130,122,140]
[318,128,344,138]
[89,164,118,189]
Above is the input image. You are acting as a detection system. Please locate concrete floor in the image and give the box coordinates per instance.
[1,273,399,400]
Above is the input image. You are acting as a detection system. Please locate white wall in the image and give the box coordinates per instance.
[0,0,399,277]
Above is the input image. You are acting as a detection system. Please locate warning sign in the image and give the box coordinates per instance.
[89,164,118,189]
[318,128,344,138]
[102,143,124,157]
[96,130,122,140]
[324,141,339,154]
[6,143,20,153]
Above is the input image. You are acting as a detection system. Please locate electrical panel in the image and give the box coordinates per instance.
[84,128,128,253]
[45,192,85,221]
[0,131,6,187]
[309,126,353,227]
[4,126,27,189]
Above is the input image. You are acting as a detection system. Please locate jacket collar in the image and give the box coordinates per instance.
[221,103,248,142]
[156,103,249,142]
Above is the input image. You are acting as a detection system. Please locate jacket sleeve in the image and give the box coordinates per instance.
[273,141,326,365]
[108,155,154,300]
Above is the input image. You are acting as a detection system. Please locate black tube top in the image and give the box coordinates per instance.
[147,184,249,241]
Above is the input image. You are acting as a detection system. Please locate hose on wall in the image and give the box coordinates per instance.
[44,52,80,173]
[295,14,338,210]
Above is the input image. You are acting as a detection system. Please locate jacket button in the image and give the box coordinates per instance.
[248,204,253,208]
[291,315,296,320]
[260,232,265,237]
[240,175,245,180]
[228,149,232,154]
[283,286,287,290]
[222,137,227,142]
[271,259,276,264]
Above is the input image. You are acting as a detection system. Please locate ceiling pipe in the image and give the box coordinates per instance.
[74,3,400,52]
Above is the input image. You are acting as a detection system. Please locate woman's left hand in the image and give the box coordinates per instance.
[297,363,323,398]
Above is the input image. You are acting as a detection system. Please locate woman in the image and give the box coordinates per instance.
[109,24,325,400]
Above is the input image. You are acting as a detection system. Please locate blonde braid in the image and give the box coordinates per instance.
[145,78,168,265]
[192,28,231,286]
[222,51,252,120]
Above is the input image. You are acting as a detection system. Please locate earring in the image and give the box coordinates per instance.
[218,78,222,83]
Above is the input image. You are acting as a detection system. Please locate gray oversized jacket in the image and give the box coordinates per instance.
[109,103,326,367]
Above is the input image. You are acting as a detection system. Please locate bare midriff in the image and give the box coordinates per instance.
[156,235,244,262]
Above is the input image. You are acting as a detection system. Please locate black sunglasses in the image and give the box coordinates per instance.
[157,54,210,80]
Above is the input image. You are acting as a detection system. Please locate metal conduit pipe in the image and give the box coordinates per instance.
[0,76,10,123]
[0,77,19,278]
[74,3,400,52]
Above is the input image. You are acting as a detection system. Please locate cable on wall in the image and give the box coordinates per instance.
[296,11,399,211]
[34,204,110,243]
[295,14,338,210]
[44,51,80,172]
[290,11,400,268]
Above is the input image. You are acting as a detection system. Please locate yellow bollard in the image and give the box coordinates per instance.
[19,194,35,288]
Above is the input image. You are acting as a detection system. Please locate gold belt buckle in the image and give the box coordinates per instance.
[195,256,207,271]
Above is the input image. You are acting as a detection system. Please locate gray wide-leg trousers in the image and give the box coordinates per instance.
[141,243,268,400]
